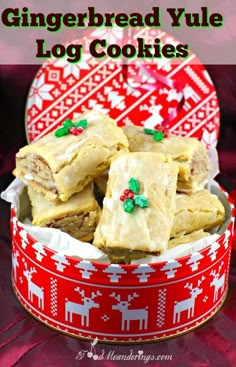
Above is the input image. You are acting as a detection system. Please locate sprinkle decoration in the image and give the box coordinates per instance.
[120,178,149,214]
[55,119,88,137]
[144,127,168,142]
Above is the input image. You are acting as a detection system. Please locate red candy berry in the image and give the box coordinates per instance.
[69,127,77,135]
[120,178,149,213]
[120,187,136,202]
[69,127,84,136]
[77,127,84,133]
[120,195,126,202]
[120,188,135,202]
[160,127,168,138]
[163,128,168,138]
[124,189,131,196]
[153,125,169,138]
[128,192,134,199]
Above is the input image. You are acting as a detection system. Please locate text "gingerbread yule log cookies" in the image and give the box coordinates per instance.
[13,110,129,202]
[122,125,209,193]
[93,152,179,263]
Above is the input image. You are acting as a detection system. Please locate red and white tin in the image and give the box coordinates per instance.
[10,188,235,342]
[9,29,235,342]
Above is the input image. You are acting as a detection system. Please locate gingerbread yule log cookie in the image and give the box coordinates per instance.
[94,171,109,198]
[170,189,225,238]
[93,171,109,207]
[168,229,210,249]
[27,184,101,242]
[93,152,179,263]
[13,110,129,202]
[122,125,209,193]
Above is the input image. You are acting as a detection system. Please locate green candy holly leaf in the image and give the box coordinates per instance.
[134,195,149,208]
[128,177,140,194]
[63,119,74,129]
[123,198,135,213]
[144,128,156,135]
[54,127,69,137]
[74,119,88,129]
[153,131,165,142]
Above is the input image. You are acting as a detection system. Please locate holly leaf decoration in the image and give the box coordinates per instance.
[63,119,74,129]
[54,127,69,137]
[123,198,135,213]
[144,128,155,135]
[128,178,140,194]
[55,118,88,137]
[74,119,88,129]
[134,195,149,208]
[144,127,168,141]
[153,131,165,142]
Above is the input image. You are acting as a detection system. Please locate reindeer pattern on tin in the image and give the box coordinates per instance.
[23,265,44,310]
[12,250,20,281]
[110,292,148,331]
[173,277,205,324]
[210,262,226,302]
[65,287,102,326]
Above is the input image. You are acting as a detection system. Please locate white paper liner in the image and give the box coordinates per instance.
[207,146,220,190]
[1,176,231,264]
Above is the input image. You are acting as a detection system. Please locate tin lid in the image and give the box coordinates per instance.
[25,29,220,148]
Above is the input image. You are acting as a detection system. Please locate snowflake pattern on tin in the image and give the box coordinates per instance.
[51,253,70,272]
[12,216,18,236]
[132,265,155,282]
[75,261,98,279]
[28,74,54,110]
[222,229,231,249]
[19,229,29,250]
[207,241,220,261]
[160,260,182,279]
[103,264,127,283]
[32,242,47,262]
[186,252,204,272]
